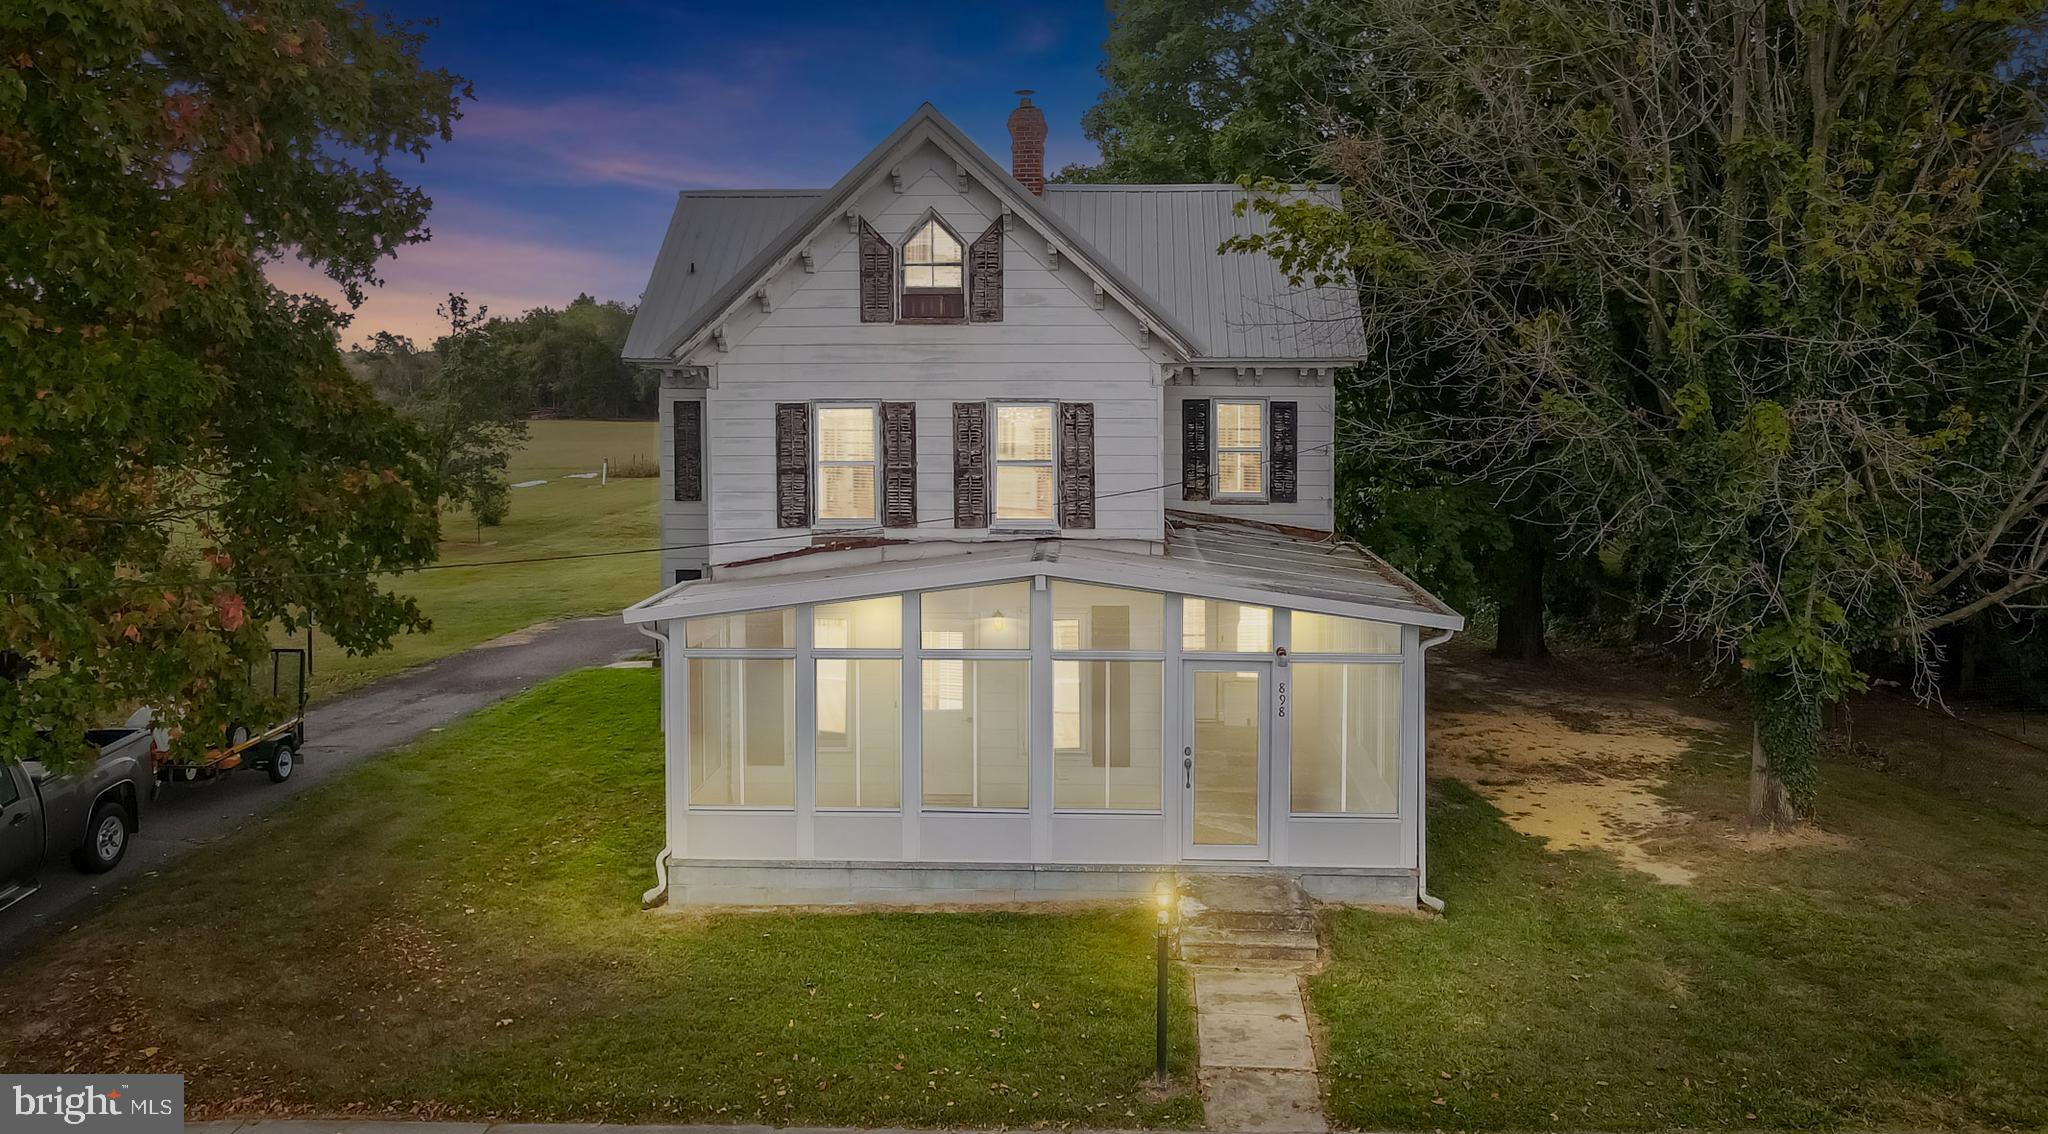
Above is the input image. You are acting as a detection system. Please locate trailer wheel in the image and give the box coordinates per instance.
[71,800,130,874]
[267,743,295,783]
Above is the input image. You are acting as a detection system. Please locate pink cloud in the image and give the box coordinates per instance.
[266,214,648,347]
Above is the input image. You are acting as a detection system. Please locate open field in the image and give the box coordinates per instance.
[0,670,1202,1128]
[288,420,660,698]
[1312,645,2048,1131]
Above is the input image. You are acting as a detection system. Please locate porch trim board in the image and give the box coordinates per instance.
[663,858,1418,908]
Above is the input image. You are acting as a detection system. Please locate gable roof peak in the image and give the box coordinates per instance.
[634,101,1204,361]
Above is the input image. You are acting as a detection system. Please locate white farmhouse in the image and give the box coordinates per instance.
[621,97,1463,908]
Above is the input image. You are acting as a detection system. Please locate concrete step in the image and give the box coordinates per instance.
[1181,871,1314,916]
[1194,907,1319,934]
[1178,924,1320,964]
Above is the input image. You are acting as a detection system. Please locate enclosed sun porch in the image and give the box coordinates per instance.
[623,515,1463,908]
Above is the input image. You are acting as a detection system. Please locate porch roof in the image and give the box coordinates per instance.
[624,514,1463,632]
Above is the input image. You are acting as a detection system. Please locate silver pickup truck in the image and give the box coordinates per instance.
[1,728,154,912]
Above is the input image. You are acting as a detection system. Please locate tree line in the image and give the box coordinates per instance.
[1068,0,2048,825]
[348,292,652,421]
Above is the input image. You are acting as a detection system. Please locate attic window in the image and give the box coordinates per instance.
[901,218,966,322]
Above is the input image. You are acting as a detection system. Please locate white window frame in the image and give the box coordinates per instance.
[990,400,1059,530]
[1213,397,1269,502]
[813,400,881,528]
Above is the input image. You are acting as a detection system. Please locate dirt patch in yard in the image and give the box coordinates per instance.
[1429,641,1742,885]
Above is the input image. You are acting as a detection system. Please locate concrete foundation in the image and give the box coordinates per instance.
[661,858,1417,908]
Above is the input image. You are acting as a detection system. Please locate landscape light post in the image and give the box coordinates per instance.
[1155,882,1172,1083]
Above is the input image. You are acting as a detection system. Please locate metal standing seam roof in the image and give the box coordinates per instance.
[624,513,1463,630]
[1040,185,1364,362]
[620,107,1365,364]
[622,190,821,361]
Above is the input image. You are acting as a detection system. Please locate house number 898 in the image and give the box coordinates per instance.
[1276,682,1287,718]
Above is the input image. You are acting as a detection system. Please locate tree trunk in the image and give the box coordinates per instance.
[1749,676,1821,831]
[1748,721,1798,832]
[1494,521,1550,660]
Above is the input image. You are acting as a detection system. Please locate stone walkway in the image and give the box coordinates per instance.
[1192,966,1328,1132]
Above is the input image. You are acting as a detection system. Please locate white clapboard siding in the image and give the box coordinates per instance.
[686,142,1168,568]
[1165,378,1337,531]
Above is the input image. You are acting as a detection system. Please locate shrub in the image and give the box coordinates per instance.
[609,454,659,479]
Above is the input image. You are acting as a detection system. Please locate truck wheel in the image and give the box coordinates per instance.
[267,743,295,783]
[71,800,130,874]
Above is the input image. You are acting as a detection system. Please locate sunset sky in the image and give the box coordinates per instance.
[272,0,1115,347]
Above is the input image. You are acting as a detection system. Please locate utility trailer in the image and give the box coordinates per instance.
[151,646,309,786]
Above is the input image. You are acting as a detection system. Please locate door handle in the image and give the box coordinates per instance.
[7,812,25,827]
[1182,748,1193,789]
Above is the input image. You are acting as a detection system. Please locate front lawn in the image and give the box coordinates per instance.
[1,669,1202,1128]
[1313,676,2048,1131]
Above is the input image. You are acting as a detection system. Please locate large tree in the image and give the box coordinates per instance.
[2,1,466,763]
[1074,0,1566,658]
[1233,0,2048,826]
[1064,0,1342,184]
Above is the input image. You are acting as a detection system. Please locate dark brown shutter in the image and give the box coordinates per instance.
[774,402,810,528]
[1058,402,1095,529]
[1181,398,1212,501]
[968,221,1003,322]
[858,220,894,323]
[882,401,917,528]
[1270,401,1298,504]
[952,402,988,528]
[673,400,703,502]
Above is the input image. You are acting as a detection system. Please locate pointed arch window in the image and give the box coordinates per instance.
[901,216,966,322]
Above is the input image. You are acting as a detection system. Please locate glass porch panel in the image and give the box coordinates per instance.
[1181,597,1273,653]
[1291,663,1400,814]
[921,582,1030,650]
[684,608,793,649]
[687,658,794,806]
[1292,611,1401,654]
[815,658,902,809]
[1050,582,1163,651]
[1053,660,1163,810]
[1191,669,1261,845]
[813,595,901,650]
[921,658,1029,808]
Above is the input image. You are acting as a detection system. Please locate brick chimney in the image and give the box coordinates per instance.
[1007,90,1047,195]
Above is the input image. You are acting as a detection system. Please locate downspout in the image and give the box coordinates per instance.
[635,622,672,907]
[1417,628,1456,913]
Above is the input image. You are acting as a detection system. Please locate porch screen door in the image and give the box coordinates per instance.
[1182,662,1269,860]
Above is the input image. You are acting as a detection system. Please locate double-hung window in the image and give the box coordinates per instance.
[1215,399,1267,499]
[815,404,879,524]
[992,402,1056,525]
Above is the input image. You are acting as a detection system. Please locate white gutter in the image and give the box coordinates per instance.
[634,621,673,907]
[1417,627,1457,913]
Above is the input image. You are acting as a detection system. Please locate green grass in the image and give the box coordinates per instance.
[1311,751,2048,1131]
[1,669,1202,1128]
[289,420,661,698]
